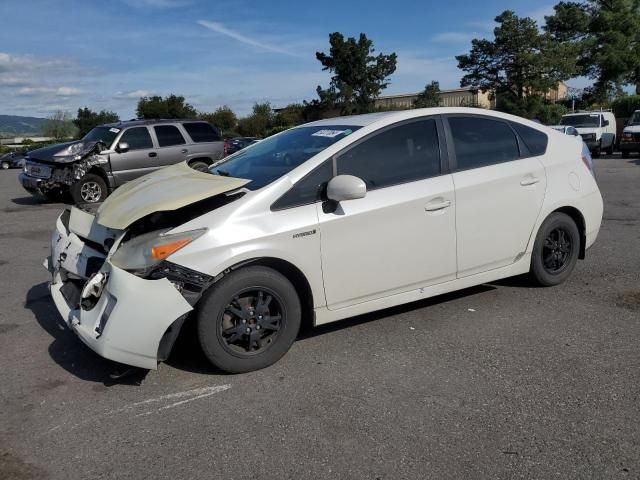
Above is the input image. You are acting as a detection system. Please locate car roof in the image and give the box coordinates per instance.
[100,119,207,128]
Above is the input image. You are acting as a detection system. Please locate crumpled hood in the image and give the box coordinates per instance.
[96,162,250,229]
[623,125,640,133]
[27,140,102,164]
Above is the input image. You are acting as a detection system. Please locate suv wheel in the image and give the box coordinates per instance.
[530,212,580,286]
[197,266,301,373]
[1,161,9,170]
[71,173,108,204]
[189,160,210,172]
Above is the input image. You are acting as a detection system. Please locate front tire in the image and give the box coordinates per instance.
[1,161,9,170]
[197,266,301,373]
[71,173,108,204]
[530,212,580,286]
[189,160,209,172]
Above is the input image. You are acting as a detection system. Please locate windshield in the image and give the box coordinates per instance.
[629,112,640,125]
[560,114,601,128]
[82,126,120,146]
[210,125,360,189]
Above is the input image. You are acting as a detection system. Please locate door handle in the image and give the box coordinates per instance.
[425,200,451,212]
[181,149,188,154]
[520,177,540,186]
[148,152,157,158]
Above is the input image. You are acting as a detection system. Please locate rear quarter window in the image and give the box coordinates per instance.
[183,122,222,143]
[510,122,548,156]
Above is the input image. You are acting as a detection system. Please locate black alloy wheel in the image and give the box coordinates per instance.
[530,212,580,286]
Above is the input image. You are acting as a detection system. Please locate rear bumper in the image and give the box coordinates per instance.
[47,207,193,369]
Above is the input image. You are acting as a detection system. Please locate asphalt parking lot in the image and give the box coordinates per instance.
[0,156,638,479]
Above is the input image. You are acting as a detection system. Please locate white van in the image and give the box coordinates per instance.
[619,110,640,158]
[559,111,616,157]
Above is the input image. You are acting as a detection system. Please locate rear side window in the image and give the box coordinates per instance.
[271,161,333,210]
[119,127,153,150]
[510,122,548,156]
[183,122,221,142]
[336,119,441,189]
[154,125,186,147]
[448,116,519,171]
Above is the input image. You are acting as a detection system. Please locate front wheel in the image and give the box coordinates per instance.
[189,160,209,172]
[529,212,580,286]
[1,161,9,170]
[71,173,108,204]
[197,266,301,373]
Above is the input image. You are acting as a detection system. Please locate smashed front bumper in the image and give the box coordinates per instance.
[46,207,193,370]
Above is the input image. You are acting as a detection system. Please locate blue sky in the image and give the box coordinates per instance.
[0,0,569,119]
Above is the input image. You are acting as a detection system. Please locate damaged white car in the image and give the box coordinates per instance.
[46,108,604,373]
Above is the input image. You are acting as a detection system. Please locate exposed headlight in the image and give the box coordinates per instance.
[110,228,207,272]
[54,143,84,157]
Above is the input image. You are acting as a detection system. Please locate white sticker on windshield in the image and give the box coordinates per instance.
[312,129,347,138]
[109,128,120,133]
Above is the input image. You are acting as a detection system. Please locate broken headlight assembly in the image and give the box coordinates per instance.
[110,228,207,273]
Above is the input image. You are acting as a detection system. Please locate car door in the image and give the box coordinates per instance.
[109,126,157,184]
[444,115,548,278]
[153,124,189,166]
[317,117,457,310]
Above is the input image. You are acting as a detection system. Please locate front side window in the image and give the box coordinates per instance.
[448,116,519,171]
[154,125,186,147]
[271,161,333,210]
[336,119,441,189]
[183,122,221,142]
[210,125,360,190]
[119,127,153,150]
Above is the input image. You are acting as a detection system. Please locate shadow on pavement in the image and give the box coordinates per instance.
[26,281,148,386]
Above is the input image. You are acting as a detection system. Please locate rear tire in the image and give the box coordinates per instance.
[530,212,580,287]
[197,266,301,373]
[71,173,108,204]
[605,140,614,155]
[189,160,210,172]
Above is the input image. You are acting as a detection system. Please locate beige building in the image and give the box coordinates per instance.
[374,82,568,111]
[374,86,495,110]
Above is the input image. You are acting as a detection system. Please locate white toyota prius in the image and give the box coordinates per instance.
[46,108,603,373]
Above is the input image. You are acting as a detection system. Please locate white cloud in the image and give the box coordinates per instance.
[56,86,82,96]
[114,89,154,99]
[197,20,299,56]
[16,86,82,96]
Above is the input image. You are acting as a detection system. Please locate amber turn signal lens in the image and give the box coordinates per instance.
[150,238,191,261]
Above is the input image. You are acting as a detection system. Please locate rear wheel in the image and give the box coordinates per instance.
[1,161,9,170]
[71,173,108,204]
[197,266,301,373]
[605,139,615,155]
[530,212,580,286]
[189,160,209,172]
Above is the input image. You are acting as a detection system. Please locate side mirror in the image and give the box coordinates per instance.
[603,120,609,127]
[326,175,367,202]
[572,130,579,136]
[117,142,129,153]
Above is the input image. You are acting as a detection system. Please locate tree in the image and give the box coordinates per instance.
[74,107,119,138]
[237,102,274,137]
[199,105,237,133]
[414,81,442,108]
[44,110,76,141]
[136,94,197,119]
[545,0,640,95]
[315,32,397,115]
[273,103,305,127]
[456,11,577,100]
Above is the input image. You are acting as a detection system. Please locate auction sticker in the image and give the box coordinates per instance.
[312,129,348,138]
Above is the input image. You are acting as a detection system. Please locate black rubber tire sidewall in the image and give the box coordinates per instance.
[197,266,301,373]
[71,173,108,204]
[530,212,580,286]
[189,161,209,172]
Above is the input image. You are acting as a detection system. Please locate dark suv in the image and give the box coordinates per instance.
[19,119,224,204]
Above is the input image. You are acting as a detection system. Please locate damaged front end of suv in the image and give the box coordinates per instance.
[20,140,109,201]
[46,162,250,369]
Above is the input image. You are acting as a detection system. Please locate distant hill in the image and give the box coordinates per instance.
[0,115,48,136]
